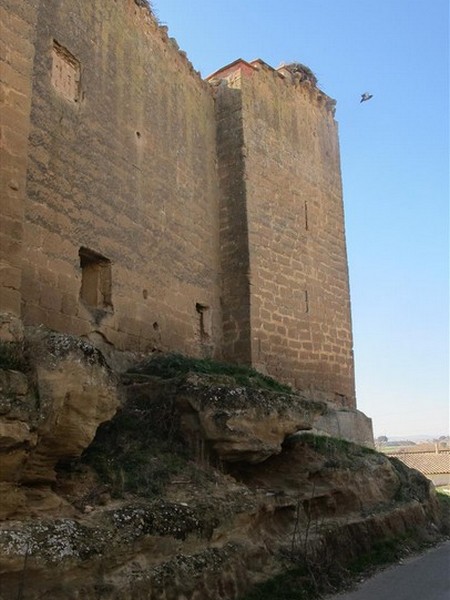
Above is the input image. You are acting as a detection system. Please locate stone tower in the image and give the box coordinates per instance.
[211,60,356,407]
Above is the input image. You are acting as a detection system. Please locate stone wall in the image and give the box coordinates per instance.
[243,65,355,405]
[212,62,355,407]
[214,71,252,365]
[19,0,222,356]
[0,0,38,320]
[1,1,358,409]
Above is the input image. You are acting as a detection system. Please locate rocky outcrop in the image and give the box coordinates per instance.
[0,313,24,343]
[0,432,442,600]
[314,404,374,447]
[0,329,119,518]
[0,339,446,600]
[176,373,328,463]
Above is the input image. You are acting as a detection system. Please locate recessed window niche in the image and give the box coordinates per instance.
[196,303,212,340]
[79,247,112,310]
[52,40,80,102]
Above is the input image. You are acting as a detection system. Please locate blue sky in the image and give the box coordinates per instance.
[153,0,449,438]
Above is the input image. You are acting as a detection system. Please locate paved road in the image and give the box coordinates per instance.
[329,541,450,600]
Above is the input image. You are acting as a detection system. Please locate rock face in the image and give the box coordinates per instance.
[175,373,328,463]
[0,329,119,518]
[0,340,445,600]
[314,404,374,447]
[0,313,24,343]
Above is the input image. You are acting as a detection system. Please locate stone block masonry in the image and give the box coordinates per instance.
[18,0,222,358]
[0,0,39,316]
[214,69,252,366]
[211,60,355,406]
[0,0,360,413]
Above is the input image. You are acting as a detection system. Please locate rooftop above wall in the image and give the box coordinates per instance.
[207,58,337,115]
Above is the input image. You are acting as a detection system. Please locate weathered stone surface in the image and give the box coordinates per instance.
[0,426,443,600]
[0,329,119,517]
[2,0,358,412]
[14,0,222,362]
[20,330,120,484]
[314,404,374,447]
[229,434,425,513]
[0,366,37,490]
[0,314,24,342]
[0,368,28,398]
[0,421,35,450]
[214,61,355,405]
[0,332,441,598]
[0,0,39,320]
[176,373,328,463]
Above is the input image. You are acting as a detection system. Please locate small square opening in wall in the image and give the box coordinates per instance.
[79,248,112,310]
[52,40,80,102]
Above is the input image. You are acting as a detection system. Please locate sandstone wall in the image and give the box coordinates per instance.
[241,65,355,406]
[213,63,355,406]
[1,1,357,407]
[0,0,38,322]
[214,72,252,365]
[19,0,222,356]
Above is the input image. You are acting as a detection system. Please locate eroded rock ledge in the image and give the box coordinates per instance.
[128,372,328,464]
[0,330,446,600]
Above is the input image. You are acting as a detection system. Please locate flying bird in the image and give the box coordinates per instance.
[360,92,373,103]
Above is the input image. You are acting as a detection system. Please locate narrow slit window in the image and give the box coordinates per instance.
[304,201,309,231]
[304,289,309,313]
[79,247,112,310]
[196,303,211,340]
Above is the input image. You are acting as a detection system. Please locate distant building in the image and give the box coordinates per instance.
[387,446,450,486]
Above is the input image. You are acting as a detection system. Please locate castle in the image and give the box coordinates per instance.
[1,0,362,417]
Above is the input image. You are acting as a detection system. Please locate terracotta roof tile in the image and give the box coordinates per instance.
[388,451,450,475]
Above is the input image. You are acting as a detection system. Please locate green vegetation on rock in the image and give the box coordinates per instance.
[298,432,377,454]
[436,491,450,535]
[81,391,189,498]
[241,566,315,600]
[127,352,293,394]
[0,341,28,372]
[240,532,440,600]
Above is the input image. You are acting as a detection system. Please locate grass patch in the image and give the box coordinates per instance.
[437,490,450,534]
[0,341,28,372]
[296,433,377,462]
[240,567,315,600]
[81,393,189,498]
[241,532,434,600]
[387,456,433,503]
[240,554,348,599]
[127,353,293,394]
[347,537,406,574]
